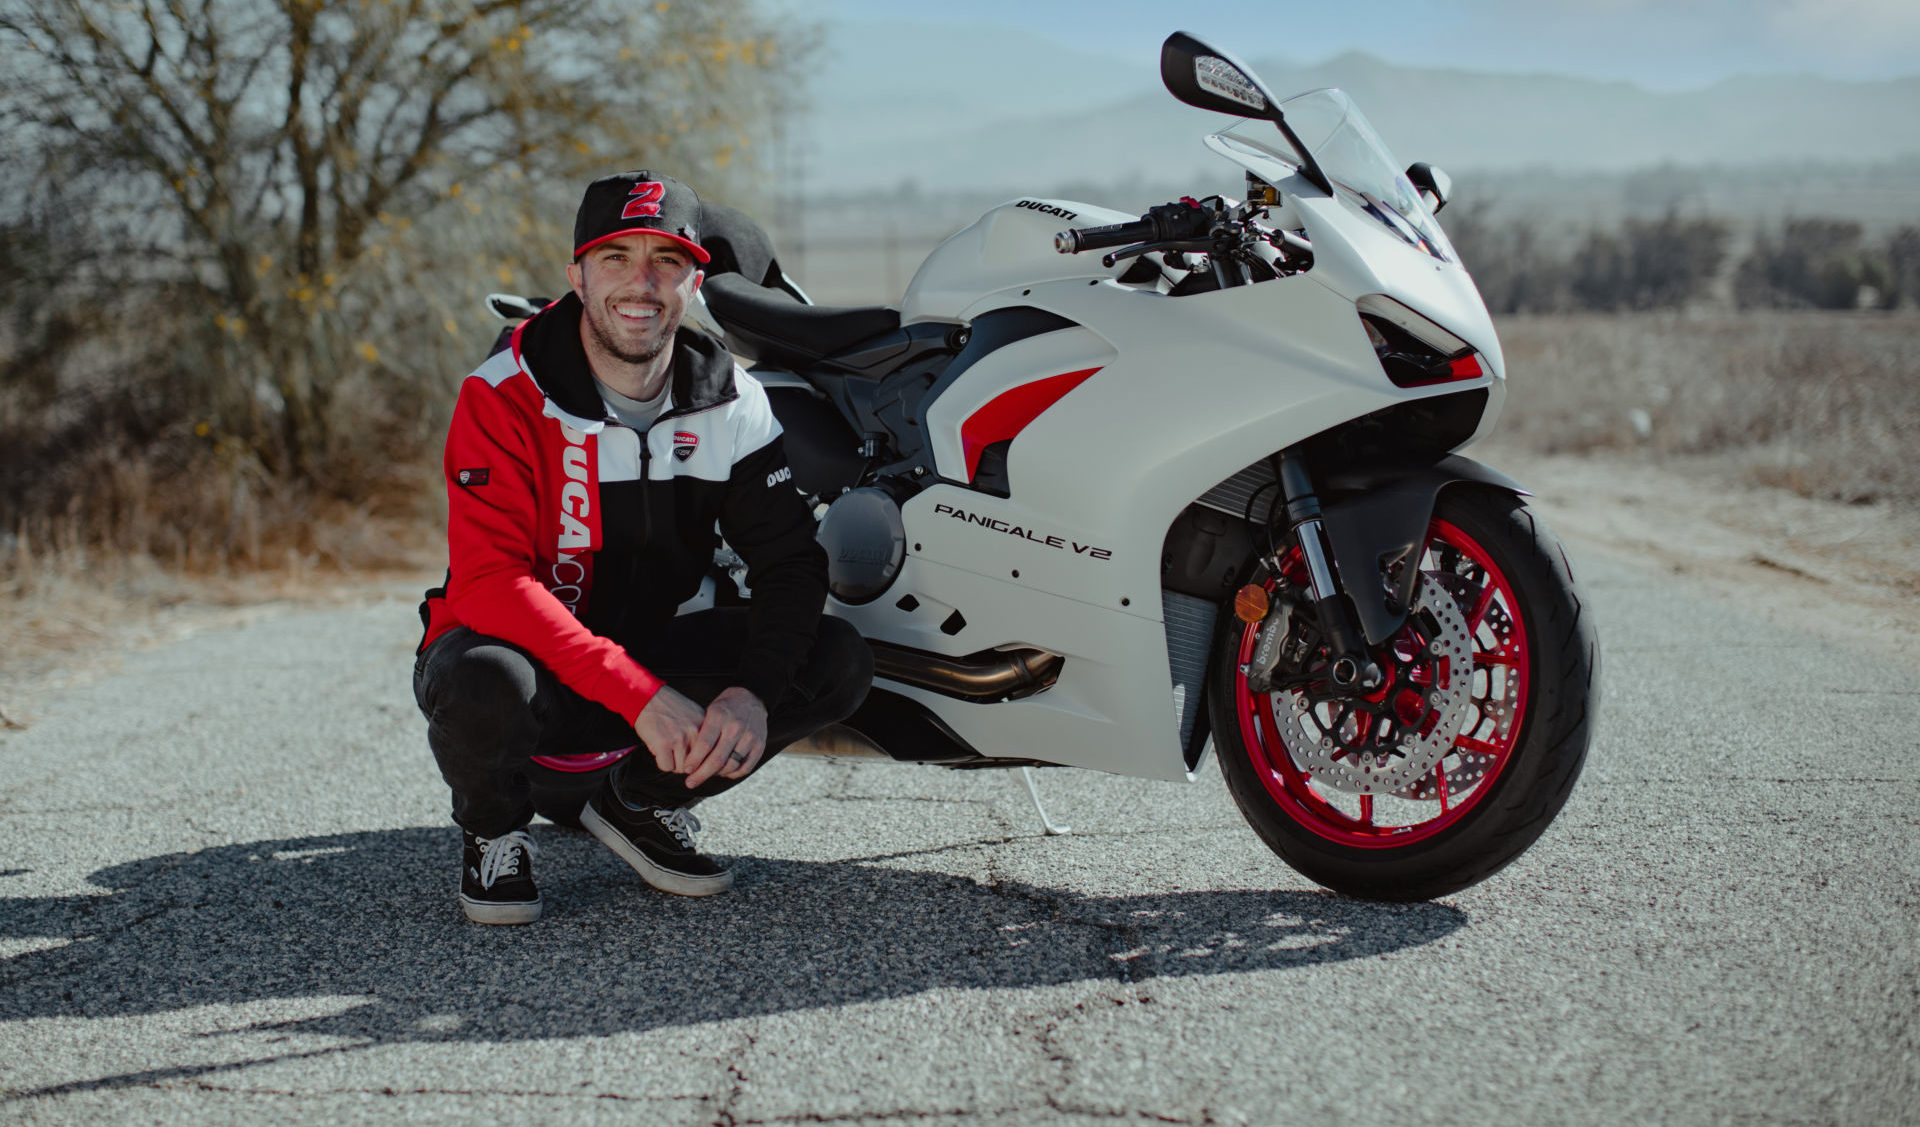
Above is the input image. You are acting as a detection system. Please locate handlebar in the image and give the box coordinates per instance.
[1054,219,1159,255]
[1054,199,1215,256]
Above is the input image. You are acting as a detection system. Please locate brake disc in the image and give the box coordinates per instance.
[1266,575,1474,796]
[1395,574,1520,801]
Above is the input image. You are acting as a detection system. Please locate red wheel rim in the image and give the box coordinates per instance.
[1232,518,1530,848]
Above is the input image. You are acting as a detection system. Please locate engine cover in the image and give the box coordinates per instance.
[817,487,906,604]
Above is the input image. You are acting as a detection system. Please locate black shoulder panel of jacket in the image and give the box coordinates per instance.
[718,433,829,710]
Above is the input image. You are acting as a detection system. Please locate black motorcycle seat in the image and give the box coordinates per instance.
[702,273,901,370]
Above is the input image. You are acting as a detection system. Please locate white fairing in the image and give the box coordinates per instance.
[1203,132,1506,384]
[900,198,1137,324]
[815,99,1507,785]
[837,264,1449,782]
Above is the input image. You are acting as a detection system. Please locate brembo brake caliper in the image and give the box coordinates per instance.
[1239,587,1290,694]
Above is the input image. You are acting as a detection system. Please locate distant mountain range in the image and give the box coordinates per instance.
[799,21,1920,195]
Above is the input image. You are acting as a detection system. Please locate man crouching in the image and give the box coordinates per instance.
[412,171,871,923]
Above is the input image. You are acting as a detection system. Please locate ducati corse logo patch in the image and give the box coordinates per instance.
[672,431,699,461]
[456,468,490,487]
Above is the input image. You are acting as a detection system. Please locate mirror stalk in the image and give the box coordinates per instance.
[1162,30,1335,199]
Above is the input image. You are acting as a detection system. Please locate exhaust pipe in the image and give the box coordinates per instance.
[869,641,1063,703]
[783,723,889,759]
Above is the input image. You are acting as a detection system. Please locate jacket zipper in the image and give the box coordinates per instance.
[637,426,654,546]
[595,389,741,623]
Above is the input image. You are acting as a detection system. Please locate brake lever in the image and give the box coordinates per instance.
[1100,239,1216,269]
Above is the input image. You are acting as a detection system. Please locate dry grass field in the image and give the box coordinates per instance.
[1492,311,1920,505]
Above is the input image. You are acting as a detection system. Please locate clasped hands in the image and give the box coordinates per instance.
[633,685,768,789]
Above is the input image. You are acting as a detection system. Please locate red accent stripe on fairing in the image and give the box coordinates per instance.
[958,367,1102,481]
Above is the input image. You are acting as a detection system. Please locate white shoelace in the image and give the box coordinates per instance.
[651,807,701,850]
[475,829,536,890]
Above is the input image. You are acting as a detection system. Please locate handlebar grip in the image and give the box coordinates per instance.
[1055,218,1159,255]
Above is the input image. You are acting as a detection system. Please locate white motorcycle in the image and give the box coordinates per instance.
[497,32,1599,901]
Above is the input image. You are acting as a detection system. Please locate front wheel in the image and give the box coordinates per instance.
[1209,487,1599,901]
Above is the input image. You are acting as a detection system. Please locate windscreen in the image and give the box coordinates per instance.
[1219,89,1457,263]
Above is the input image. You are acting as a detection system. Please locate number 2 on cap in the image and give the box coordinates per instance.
[622,181,665,219]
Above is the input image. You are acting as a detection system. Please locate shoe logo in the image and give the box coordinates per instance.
[673,431,699,461]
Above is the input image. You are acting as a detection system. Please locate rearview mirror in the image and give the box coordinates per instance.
[1160,31,1333,197]
[1406,163,1452,213]
[1160,30,1276,118]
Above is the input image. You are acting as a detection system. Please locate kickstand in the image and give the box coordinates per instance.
[1019,766,1071,835]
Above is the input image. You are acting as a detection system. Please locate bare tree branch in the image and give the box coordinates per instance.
[2,0,812,490]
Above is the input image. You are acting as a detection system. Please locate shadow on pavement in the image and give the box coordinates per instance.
[0,826,1466,1094]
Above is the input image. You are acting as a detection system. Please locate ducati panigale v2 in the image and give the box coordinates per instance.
[495,32,1599,900]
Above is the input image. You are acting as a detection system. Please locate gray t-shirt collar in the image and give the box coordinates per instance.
[595,376,671,432]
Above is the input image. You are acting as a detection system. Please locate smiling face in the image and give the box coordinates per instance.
[566,232,703,392]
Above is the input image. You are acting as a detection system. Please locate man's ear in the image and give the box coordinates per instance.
[566,259,585,299]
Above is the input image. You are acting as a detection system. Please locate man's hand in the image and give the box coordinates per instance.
[682,687,768,789]
[633,685,708,774]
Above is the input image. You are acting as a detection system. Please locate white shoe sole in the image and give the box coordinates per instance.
[460,893,542,925]
[580,802,734,897]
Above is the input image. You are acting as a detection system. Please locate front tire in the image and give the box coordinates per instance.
[1209,487,1599,901]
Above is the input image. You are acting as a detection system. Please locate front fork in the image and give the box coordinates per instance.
[1241,451,1384,695]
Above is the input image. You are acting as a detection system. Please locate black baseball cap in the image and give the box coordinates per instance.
[572,170,710,264]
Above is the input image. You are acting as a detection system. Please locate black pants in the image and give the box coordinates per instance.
[413,610,872,837]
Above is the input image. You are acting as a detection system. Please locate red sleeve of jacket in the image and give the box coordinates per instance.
[440,373,663,724]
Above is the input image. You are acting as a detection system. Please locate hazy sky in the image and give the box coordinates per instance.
[821,0,1920,89]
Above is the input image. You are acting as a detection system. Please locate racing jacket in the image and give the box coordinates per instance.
[417,292,828,724]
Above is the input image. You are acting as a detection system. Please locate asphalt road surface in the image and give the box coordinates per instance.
[2,525,1916,1124]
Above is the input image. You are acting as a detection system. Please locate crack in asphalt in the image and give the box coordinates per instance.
[1588,777,1919,786]
[813,792,1001,807]
[0,804,172,816]
[181,1081,669,1102]
[1,1044,370,1101]
[715,1030,758,1127]
[182,814,228,842]
[836,819,1246,871]
[732,1110,1006,1124]
[1045,1096,1216,1124]
[804,762,1203,1122]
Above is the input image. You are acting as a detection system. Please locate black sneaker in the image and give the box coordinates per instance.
[459,828,541,925]
[581,787,733,896]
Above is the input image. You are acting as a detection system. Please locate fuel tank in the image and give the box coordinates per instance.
[900,197,1137,324]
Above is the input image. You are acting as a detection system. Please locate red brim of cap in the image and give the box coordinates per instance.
[573,228,711,264]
